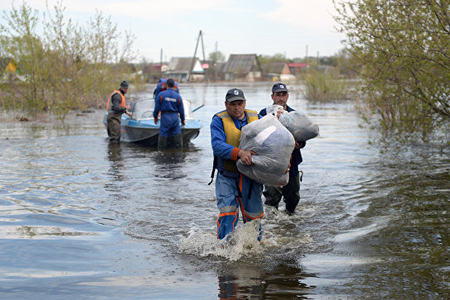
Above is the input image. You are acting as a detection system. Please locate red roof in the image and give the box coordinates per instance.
[288,63,308,68]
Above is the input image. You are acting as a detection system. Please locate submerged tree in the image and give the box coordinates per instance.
[0,1,136,120]
[334,0,450,143]
[0,4,47,115]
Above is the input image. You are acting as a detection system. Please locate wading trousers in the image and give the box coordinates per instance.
[264,174,300,214]
[107,112,122,143]
[215,172,264,240]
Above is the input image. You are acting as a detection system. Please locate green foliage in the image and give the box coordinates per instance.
[208,51,226,63]
[0,1,136,120]
[334,0,450,143]
[300,67,349,101]
[258,53,289,65]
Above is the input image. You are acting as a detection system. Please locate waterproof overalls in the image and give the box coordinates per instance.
[154,89,185,150]
[210,110,264,240]
[153,78,180,99]
[106,90,126,143]
[260,105,304,214]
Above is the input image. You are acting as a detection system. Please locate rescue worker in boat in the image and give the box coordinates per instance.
[210,88,264,243]
[153,78,180,99]
[259,82,306,215]
[106,80,131,143]
[153,78,185,150]
[153,78,167,98]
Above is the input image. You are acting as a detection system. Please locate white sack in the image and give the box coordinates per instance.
[278,110,319,141]
[237,114,295,186]
[265,104,285,116]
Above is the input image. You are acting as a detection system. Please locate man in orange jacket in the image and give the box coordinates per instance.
[106,80,131,143]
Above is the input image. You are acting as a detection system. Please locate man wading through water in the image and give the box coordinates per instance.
[260,83,306,215]
[153,78,185,151]
[106,80,131,143]
[210,88,264,243]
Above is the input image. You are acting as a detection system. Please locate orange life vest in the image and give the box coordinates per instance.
[106,90,126,111]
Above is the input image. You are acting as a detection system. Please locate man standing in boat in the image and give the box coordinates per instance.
[153,78,180,99]
[210,88,264,243]
[106,80,131,144]
[153,78,185,150]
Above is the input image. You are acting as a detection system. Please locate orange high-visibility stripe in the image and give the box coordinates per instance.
[244,211,265,221]
[239,174,243,192]
[216,198,239,239]
[218,212,236,217]
[237,196,247,222]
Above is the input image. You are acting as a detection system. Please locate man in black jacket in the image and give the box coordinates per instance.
[106,80,131,143]
[259,83,306,215]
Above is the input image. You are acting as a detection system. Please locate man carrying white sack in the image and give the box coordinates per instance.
[210,88,264,242]
[260,83,306,216]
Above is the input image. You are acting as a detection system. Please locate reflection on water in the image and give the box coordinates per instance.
[152,151,187,180]
[216,259,315,299]
[106,142,124,181]
[0,83,449,299]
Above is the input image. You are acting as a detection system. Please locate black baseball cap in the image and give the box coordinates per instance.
[272,82,288,93]
[225,88,246,102]
[120,80,129,89]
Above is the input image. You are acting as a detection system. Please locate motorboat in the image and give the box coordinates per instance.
[103,98,202,146]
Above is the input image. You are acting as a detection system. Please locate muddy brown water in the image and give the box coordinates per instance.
[0,82,449,299]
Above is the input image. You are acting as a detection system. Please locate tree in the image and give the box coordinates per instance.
[0,3,47,115]
[208,50,226,63]
[0,1,136,120]
[257,53,288,65]
[334,0,450,143]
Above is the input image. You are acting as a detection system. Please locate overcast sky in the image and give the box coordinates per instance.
[1,0,346,62]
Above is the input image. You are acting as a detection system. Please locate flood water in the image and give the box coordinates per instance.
[0,82,449,299]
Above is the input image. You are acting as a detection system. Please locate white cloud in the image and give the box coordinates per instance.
[40,0,237,21]
[262,0,339,32]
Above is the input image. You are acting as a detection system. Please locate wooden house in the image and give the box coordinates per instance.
[288,62,309,76]
[223,54,262,81]
[164,57,204,83]
[262,62,296,82]
[143,63,169,83]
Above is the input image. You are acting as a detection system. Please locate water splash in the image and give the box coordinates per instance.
[179,221,264,261]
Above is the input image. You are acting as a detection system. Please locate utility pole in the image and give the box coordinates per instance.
[188,30,208,83]
[213,41,218,81]
[305,44,308,64]
[160,48,163,78]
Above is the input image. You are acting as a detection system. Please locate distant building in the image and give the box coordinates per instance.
[164,57,204,83]
[262,62,296,82]
[143,63,169,83]
[288,62,309,76]
[223,54,262,81]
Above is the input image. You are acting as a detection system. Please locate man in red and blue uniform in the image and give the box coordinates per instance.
[153,78,185,150]
[259,83,306,215]
[153,78,179,99]
[210,88,264,242]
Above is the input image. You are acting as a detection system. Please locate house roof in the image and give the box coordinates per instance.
[262,62,290,74]
[223,54,261,73]
[143,63,168,73]
[288,62,308,68]
[168,57,200,73]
